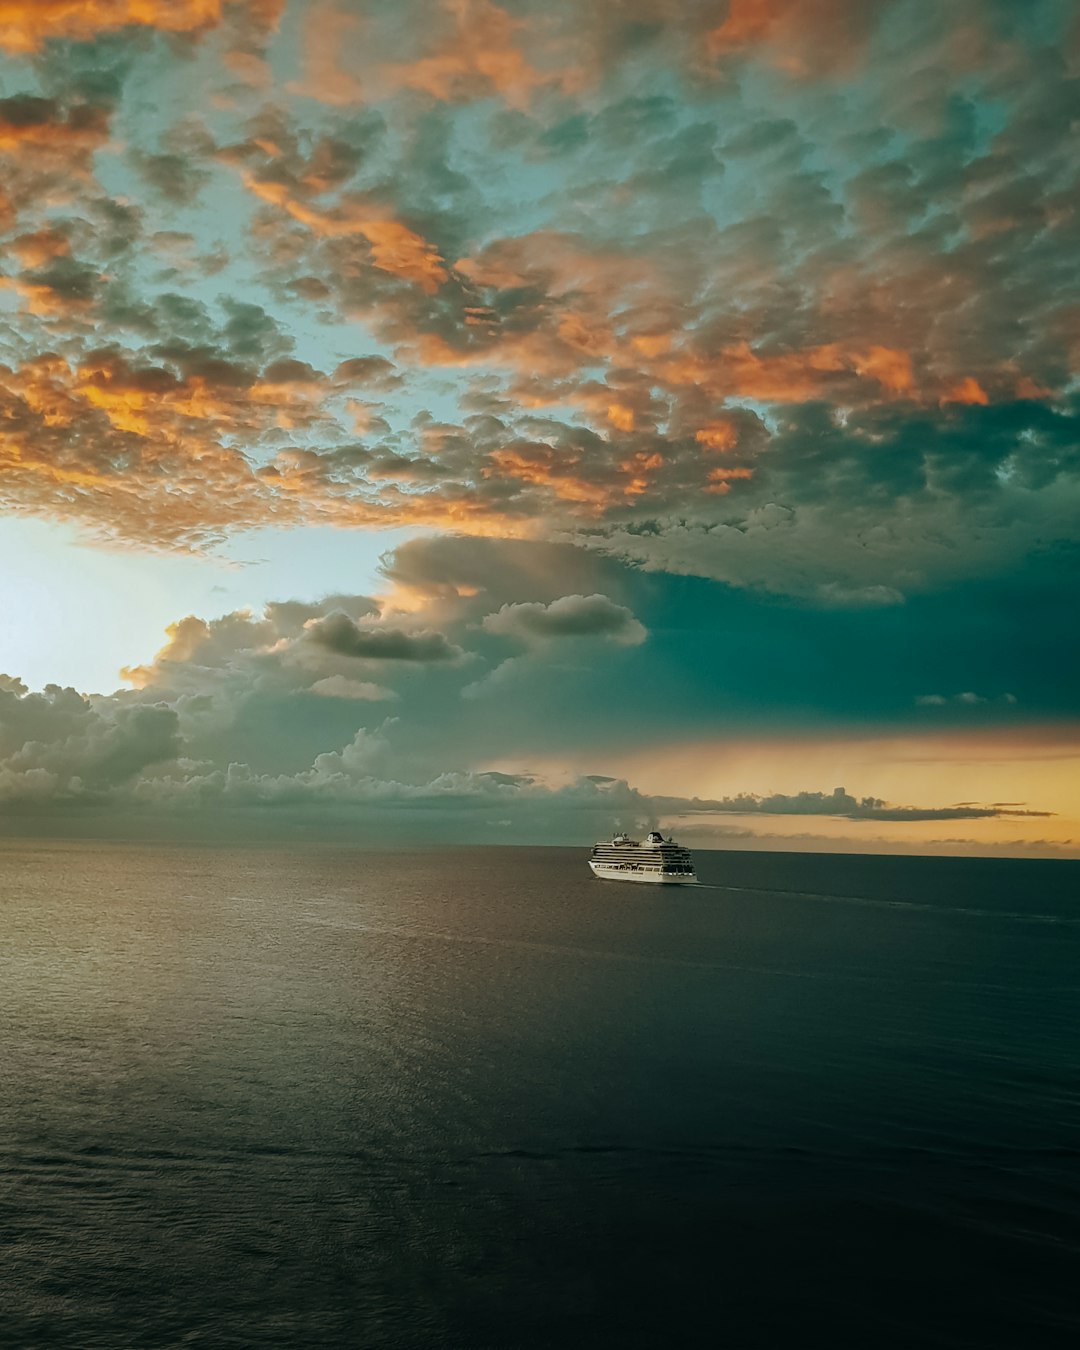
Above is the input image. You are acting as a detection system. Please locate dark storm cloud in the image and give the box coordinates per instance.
[375,535,1080,737]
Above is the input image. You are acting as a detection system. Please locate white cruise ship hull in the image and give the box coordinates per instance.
[589,862,697,885]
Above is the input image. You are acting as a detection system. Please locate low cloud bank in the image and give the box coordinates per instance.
[655,786,1052,824]
[0,680,1048,842]
[0,551,1061,846]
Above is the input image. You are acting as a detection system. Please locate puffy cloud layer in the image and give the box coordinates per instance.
[0,1,276,54]
[0,0,1075,599]
[482,594,646,646]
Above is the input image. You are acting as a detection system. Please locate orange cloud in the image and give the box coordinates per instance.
[0,273,97,317]
[242,174,449,292]
[0,0,226,52]
[709,0,789,52]
[487,446,611,509]
[425,224,1053,433]
[940,377,990,406]
[291,2,365,106]
[707,0,878,75]
[434,233,933,416]
[606,402,636,433]
[631,333,673,360]
[724,341,850,400]
[1014,375,1054,401]
[705,465,754,493]
[296,0,579,109]
[853,345,915,395]
[0,351,586,548]
[460,230,654,311]
[9,229,71,268]
[620,450,664,497]
[0,351,342,547]
[380,0,576,107]
[358,218,449,294]
[695,421,738,452]
[651,340,924,406]
[655,340,845,403]
[0,98,113,232]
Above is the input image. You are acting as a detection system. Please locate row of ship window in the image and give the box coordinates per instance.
[591,849,692,856]
[594,862,694,873]
[591,853,691,864]
[592,854,692,861]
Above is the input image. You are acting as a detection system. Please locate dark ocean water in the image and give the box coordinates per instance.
[2,841,1078,1349]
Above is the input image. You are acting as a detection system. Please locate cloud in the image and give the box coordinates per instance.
[0,523,1073,846]
[308,676,398,701]
[120,593,381,692]
[0,681,179,802]
[0,672,1054,840]
[241,171,452,292]
[0,346,324,549]
[305,612,462,662]
[379,534,621,606]
[0,94,112,237]
[294,0,581,109]
[1,6,1077,585]
[0,94,109,152]
[482,594,646,644]
[916,692,1019,708]
[851,805,1050,822]
[654,785,1053,823]
[0,1,240,54]
[706,0,887,74]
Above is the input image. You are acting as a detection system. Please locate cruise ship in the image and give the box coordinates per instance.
[589,831,698,885]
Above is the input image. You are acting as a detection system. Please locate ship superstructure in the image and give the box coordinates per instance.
[589,831,697,885]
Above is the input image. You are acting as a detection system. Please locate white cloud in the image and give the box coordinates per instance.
[481,594,646,645]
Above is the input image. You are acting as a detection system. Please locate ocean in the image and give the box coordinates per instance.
[1,841,1077,1348]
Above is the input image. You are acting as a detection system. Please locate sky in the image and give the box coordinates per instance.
[0,0,1078,854]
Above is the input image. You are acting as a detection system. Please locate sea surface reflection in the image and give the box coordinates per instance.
[2,842,1078,1348]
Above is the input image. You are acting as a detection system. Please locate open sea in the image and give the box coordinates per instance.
[1,841,1078,1349]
